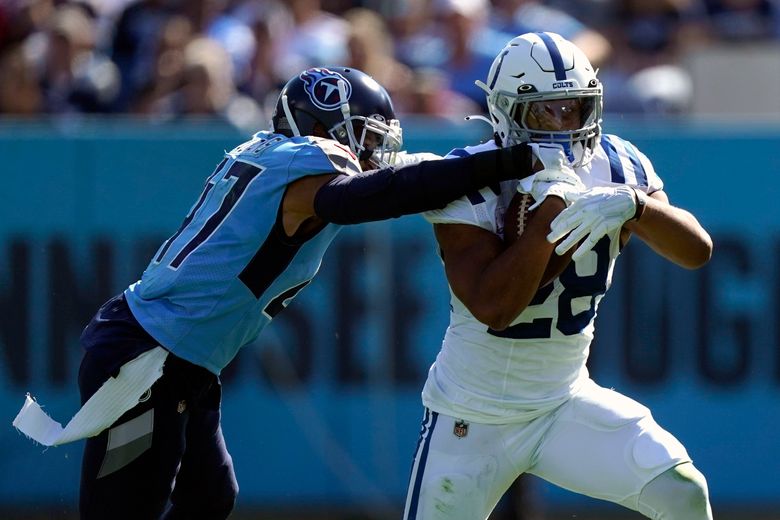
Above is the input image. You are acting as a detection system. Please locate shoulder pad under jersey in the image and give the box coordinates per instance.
[283,136,362,180]
[595,134,664,193]
[394,151,442,167]
[445,140,498,159]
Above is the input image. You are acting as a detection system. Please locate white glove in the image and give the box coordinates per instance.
[547,185,639,260]
[518,143,585,210]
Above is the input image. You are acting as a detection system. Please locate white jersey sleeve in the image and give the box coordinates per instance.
[423,196,484,226]
[393,151,442,167]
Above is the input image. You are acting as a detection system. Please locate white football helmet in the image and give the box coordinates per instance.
[475,32,603,166]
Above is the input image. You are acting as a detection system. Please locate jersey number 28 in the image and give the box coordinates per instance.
[488,236,611,339]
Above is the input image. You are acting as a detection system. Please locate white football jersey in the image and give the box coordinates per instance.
[422,135,663,424]
[393,150,443,166]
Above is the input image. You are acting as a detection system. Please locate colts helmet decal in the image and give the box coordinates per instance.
[300,68,353,111]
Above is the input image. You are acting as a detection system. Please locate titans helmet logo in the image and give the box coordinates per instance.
[300,68,352,111]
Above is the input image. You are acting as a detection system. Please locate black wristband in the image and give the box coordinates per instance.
[630,187,647,221]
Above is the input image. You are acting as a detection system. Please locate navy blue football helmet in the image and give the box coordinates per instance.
[272,67,402,168]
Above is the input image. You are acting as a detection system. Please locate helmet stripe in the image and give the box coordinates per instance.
[535,32,566,81]
[488,49,510,89]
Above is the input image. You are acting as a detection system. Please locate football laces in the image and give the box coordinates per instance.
[516,193,532,237]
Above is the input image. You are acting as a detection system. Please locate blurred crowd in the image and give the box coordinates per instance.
[1,0,779,131]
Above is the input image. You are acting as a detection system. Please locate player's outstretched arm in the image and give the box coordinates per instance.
[436,197,565,331]
[313,144,535,224]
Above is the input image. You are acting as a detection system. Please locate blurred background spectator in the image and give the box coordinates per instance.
[595,0,705,115]
[0,44,43,115]
[703,0,780,41]
[110,0,178,111]
[489,0,612,68]
[342,7,413,109]
[271,0,350,84]
[29,3,121,114]
[1,0,779,125]
[144,35,265,130]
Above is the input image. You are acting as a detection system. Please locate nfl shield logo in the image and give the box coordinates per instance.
[453,420,469,439]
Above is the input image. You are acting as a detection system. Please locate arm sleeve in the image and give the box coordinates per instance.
[313,143,533,225]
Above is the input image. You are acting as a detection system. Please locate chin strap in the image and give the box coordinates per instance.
[468,79,494,128]
[281,94,300,137]
[337,79,360,156]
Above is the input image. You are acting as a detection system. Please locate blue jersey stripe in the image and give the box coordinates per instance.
[488,49,510,89]
[447,148,470,158]
[467,191,485,205]
[238,213,309,299]
[602,136,625,183]
[536,32,566,81]
[406,410,438,520]
[623,141,648,186]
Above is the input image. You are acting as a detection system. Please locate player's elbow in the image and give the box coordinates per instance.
[457,286,533,331]
[482,317,514,332]
[678,233,713,270]
[471,305,522,331]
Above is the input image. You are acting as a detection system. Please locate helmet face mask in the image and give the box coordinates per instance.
[272,67,403,169]
[478,32,603,167]
[331,115,402,169]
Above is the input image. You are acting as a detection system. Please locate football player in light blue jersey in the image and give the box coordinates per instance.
[63,66,547,520]
[403,33,715,520]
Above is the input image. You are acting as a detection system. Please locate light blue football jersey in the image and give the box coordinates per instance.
[125,131,361,374]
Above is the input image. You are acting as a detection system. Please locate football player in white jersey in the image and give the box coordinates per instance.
[403,32,714,520]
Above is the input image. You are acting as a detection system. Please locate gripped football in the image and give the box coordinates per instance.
[503,192,535,243]
[503,192,575,287]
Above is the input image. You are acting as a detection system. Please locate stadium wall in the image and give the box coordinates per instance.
[0,118,776,518]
